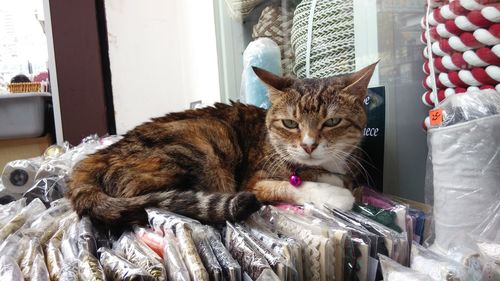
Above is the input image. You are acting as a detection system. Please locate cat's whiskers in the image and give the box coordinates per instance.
[331,148,374,186]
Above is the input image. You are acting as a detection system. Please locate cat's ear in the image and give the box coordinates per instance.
[341,61,379,97]
[252,66,292,103]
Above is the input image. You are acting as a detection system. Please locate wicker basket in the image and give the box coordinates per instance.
[7,82,43,93]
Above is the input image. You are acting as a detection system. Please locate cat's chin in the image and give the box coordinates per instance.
[294,156,326,167]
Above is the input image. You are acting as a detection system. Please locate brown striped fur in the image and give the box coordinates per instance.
[67,62,377,227]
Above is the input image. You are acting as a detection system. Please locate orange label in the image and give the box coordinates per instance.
[429,108,443,126]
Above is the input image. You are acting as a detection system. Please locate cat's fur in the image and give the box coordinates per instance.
[67,62,377,227]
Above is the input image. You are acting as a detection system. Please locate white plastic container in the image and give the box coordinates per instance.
[0,93,50,139]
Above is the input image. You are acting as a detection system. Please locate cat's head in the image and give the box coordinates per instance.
[253,62,378,170]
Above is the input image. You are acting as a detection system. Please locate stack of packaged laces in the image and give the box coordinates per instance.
[0,134,497,280]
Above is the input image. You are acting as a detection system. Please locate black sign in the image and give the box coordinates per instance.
[356,86,385,191]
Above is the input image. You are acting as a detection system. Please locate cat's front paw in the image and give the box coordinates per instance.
[295,182,355,211]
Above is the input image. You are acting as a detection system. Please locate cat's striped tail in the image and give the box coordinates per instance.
[67,182,262,227]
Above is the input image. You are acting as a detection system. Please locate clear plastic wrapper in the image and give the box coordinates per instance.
[192,227,223,281]
[256,207,335,281]
[0,198,46,241]
[59,260,79,281]
[113,232,166,281]
[24,176,66,206]
[99,247,155,281]
[134,226,165,258]
[426,91,500,254]
[0,198,26,228]
[19,237,43,280]
[243,220,303,281]
[29,253,50,281]
[410,242,470,281]
[146,207,201,235]
[303,204,375,281]
[79,250,106,281]
[428,91,500,129]
[225,222,277,281]
[234,223,297,281]
[1,158,42,198]
[61,221,79,261]
[379,254,431,281]
[46,230,64,281]
[162,231,191,281]
[175,223,209,281]
[206,226,242,281]
[0,233,24,260]
[0,255,23,281]
[78,216,98,257]
[20,201,72,244]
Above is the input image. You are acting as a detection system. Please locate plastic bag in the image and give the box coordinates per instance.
[257,206,338,281]
[19,237,43,280]
[379,254,432,281]
[98,247,155,281]
[59,260,79,281]
[79,250,106,281]
[134,227,165,258]
[192,227,223,281]
[162,231,191,281]
[225,222,279,281]
[78,216,98,257]
[0,198,46,241]
[46,230,64,281]
[243,220,303,281]
[0,255,23,281]
[410,242,470,281]
[147,207,201,235]
[175,223,209,281]
[29,253,50,281]
[234,223,297,281]
[426,91,500,253]
[0,198,26,228]
[113,232,167,281]
[61,221,79,261]
[428,91,500,129]
[206,226,242,281]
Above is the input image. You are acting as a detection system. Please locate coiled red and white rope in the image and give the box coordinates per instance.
[421,0,500,130]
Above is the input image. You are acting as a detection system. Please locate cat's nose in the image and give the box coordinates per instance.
[301,143,318,154]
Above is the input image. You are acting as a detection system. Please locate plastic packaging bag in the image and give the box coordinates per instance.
[98,247,155,281]
[29,253,50,281]
[0,255,23,281]
[19,238,43,280]
[46,230,64,281]
[147,207,201,235]
[61,221,79,261]
[206,226,242,281]
[59,260,79,281]
[0,198,46,241]
[379,254,432,281]
[225,222,279,281]
[0,198,26,228]
[113,232,166,281]
[134,227,165,258]
[192,227,223,281]
[257,206,336,281]
[78,216,98,257]
[426,91,500,253]
[410,242,470,281]
[79,250,106,281]
[243,220,303,281]
[175,223,209,281]
[162,231,191,281]
[234,223,297,281]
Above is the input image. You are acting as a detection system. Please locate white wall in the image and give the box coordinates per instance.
[105,0,221,134]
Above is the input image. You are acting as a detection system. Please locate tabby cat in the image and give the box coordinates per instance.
[68,62,377,227]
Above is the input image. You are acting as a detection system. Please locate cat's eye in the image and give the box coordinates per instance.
[282,119,299,129]
[323,118,342,128]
